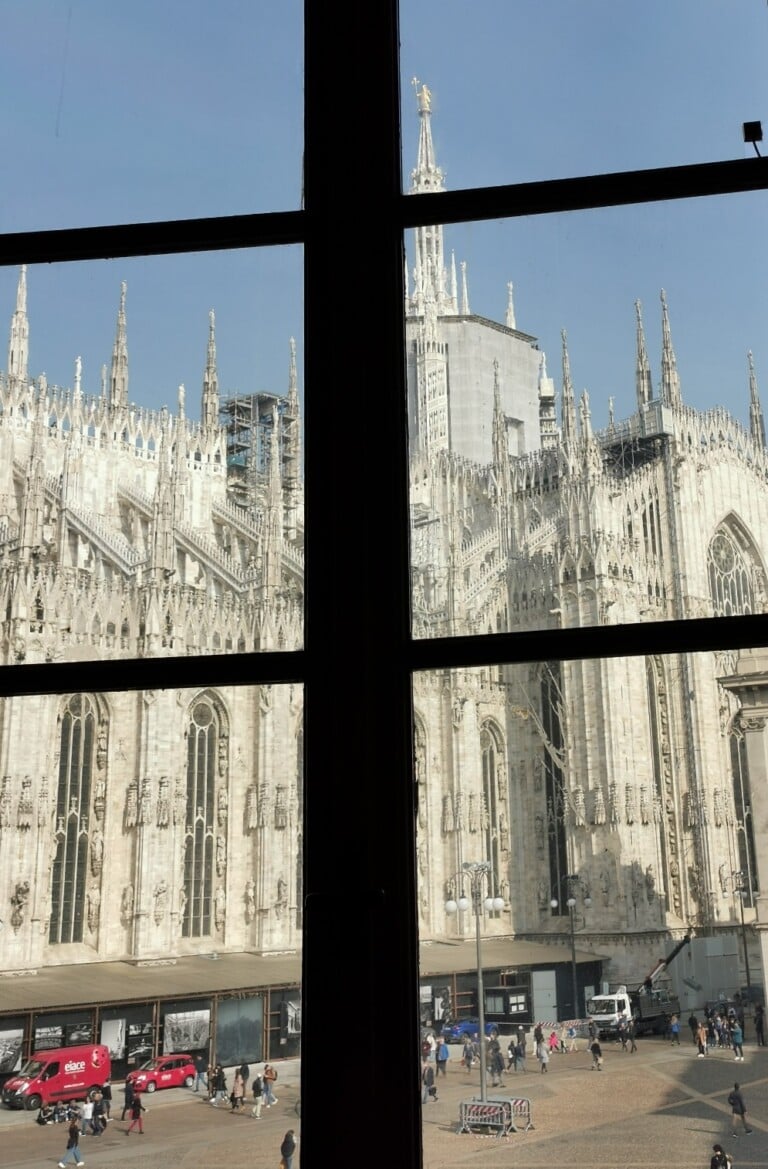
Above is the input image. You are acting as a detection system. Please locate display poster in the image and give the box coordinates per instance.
[101,1018,126,1061]
[163,1009,210,1054]
[0,1029,23,1073]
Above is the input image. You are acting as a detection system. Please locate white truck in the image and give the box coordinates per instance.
[587,935,690,1038]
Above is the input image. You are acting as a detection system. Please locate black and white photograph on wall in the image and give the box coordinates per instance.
[66,1022,93,1045]
[127,1022,154,1065]
[283,999,301,1037]
[0,1029,23,1073]
[163,1010,210,1054]
[34,1025,63,1051]
[100,1018,126,1061]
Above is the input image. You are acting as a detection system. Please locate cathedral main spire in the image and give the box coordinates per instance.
[748,350,766,449]
[201,309,219,431]
[409,80,450,316]
[110,281,129,411]
[660,289,681,408]
[7,265,29,384]
[635,299,652,409]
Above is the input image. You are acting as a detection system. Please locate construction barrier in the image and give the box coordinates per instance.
[457,1095,533,1136]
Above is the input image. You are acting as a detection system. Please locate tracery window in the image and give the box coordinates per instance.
[541,663,568,912]
[49,694,98,944]
[182,695,224,938]
[479,722,504,910]
[708,530,754,616]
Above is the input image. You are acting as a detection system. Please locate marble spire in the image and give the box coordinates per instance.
[110,281,129,411]
[635,299,652,409]
[7,265,29,384]
[748,350,766,449]
[560,329,578,446]
[201,309,219,431]
[660,289,681,408]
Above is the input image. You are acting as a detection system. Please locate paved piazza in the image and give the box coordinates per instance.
[3,1039,768,1168]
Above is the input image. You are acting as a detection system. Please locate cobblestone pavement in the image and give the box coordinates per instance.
[4,1041,768,1168]
[421,1037,768,1168]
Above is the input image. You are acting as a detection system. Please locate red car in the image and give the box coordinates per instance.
[126,1054,196,1093]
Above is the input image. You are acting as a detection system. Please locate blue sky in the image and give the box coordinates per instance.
[1,2,767,431]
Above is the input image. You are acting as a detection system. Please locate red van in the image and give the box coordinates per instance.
[1,1044,111,1110]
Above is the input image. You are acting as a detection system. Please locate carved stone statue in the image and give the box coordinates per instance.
[0,776,12,828]
[153,880,168,925]
[216,833,226,876]
[87,884,101,932]
[217,787,228,827]
[10,880,30,931]
[121,884,134,925]
[138,778,152,826]
[90,829,104,876]
[173,775,186,826]
[244,879,256,924]
[125,780,138,829]
[156,777,170,828]
[214,885,226,932]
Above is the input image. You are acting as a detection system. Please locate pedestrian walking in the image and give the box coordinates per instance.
[263,1063,279,1106]
[421,1061,437,1103]
[590,1038,603,1071]
[506,1040,515,1071]
[730,1020,745,1061]
[58,1115,85,1167]
[697,1021,708,1058]
[126,1094,146,1135]
[435,1036,450,1076]
[194,1054,208,1092]
[462,1037,474,1069]
[513,1040,526,1073]
[538,1044,549,1074]
[567,1025,579,1053]
[670,1014,681,1045]
[251,1068,264,1118]
[80,1099,94,1137]
[626,1017,638,1054]
[488,1036,504,1087]
[280,1128,297,1169]
[755,1003,765,1046]
[711,1142,733,1169]
[231,1069,245,1111]
[728,1082,753,1136]
[90,1094,106,1135]
[210,1064,228,1106]
[689,1012,699,1044]
[101,1079,112,1120]
[121,1078,135,1121]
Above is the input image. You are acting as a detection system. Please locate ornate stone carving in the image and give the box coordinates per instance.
[217,787,228,828]
[246,785,258,830]
[274,786,287,829]
[38,775,49,827]
[96,721,108,771]
[275,875,288,920]
[624,784,636,825]
[218,728,229,778]
[173,775,186,826]
[0,776,11,828]
[156,777,170,827]
[592,786,606,825]
[739,713,767,733]
[573,785,586,827]
[639,784,650,825]
[125,779,138,829]
[17,776,33,829]
[216,833,227,877]
[138,778,152,826]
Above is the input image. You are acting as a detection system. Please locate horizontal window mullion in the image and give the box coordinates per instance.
[407,612,768,674]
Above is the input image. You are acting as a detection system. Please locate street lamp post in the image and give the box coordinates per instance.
[733,870,752,1000]
[445,861,505,1102]
[552,875,592,1019]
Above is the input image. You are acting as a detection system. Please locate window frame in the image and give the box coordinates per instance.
[0,3,767,1165]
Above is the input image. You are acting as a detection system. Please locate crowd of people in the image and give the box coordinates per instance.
[27,1055,298,1167]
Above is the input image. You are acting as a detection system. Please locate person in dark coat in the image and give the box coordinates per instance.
[728,1082,752,1136]
[101,1079,112,1120]
[755,1004,765,1046]
[58,1116,84,1166]
[121,1078,135,1121]
[711,1142,732,1169]
[126,1094,146,1135]
[421,1061,437,1103]
[280,1128,297,1169]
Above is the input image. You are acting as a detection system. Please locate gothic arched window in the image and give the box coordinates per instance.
[49,694,98,944]
[540,663,568,913]
[480,722,505,916]
[708,529,754,616]
[182,695,223,938]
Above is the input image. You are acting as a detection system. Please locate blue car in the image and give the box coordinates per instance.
[441,1018,499,1043]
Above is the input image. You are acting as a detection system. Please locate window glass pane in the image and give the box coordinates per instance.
[0,248,303,665]
[401,2,767,189]
[0,682,302,1091]
[2,0,303,230]
[407,194,768,639]
[416,649,763,1145]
